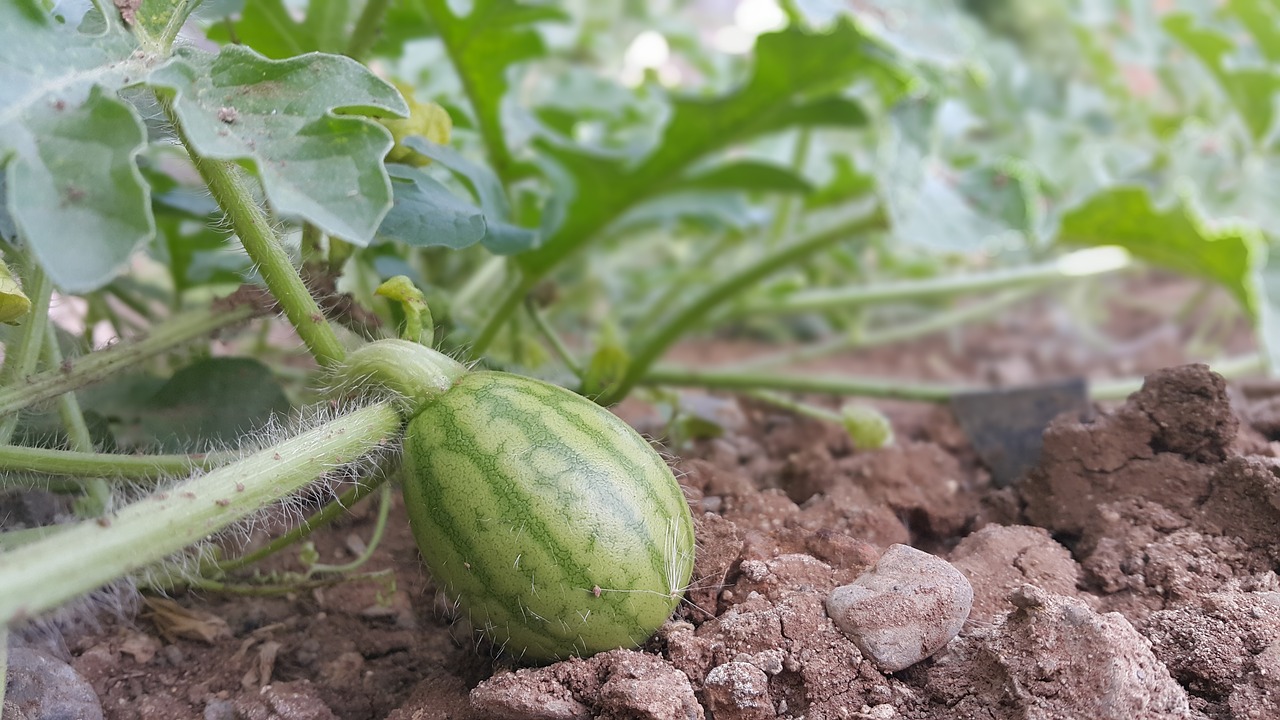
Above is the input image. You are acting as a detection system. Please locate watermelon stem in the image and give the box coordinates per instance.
[0,402,402,626]
[336,339,469,415]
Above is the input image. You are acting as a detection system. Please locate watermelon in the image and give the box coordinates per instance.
[399,370,696,662]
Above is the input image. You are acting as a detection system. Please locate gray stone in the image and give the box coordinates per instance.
[825,544,973,672]
[5,647,104,720]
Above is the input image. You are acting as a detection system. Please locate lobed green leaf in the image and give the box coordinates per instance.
[518,18,909,278]
[1057,186,1264,316]
[0,0,156,292]
[149,45,409,246]
[418,0,568,182]
[1164,12,1280,141]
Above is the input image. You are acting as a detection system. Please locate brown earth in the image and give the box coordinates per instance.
[6,275,1280,720]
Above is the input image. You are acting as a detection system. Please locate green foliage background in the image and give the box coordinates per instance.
[3,0,1280,443]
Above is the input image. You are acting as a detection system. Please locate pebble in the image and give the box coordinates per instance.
[825,544,973,672]
[4,647,104,720]
[703,662,773,720]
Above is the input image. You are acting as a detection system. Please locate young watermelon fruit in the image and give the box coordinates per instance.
[343,340,696,662]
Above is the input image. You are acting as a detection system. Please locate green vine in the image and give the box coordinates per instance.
[0,302,258,418]
[596,209,888,406]
[161,97,347,368]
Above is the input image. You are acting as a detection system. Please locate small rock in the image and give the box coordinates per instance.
[233,681,337,720]
[5,647,104,720]
[825,544,973,672]
[703,662,774,720]
[203,698,235,720]
[471,669,591,720]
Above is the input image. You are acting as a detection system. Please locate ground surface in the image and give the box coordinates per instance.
[6,275,1280,720]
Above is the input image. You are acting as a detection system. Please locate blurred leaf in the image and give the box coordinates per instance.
[149,45,408,246]
[806,155,876,209]
[521,19,909,277]
[1164,12,1280,141]
[1057,186,1264,315]
[956,163,1037,235]
[142,357,291,451]
[614,193,763,235]
[419,0,568,180]
[205,0,352,58]
[879,121,1012,252]
[383,83,453,166]
[670,161,812,194]
[0,0,156,292]
[582,324,630,398]
[379,164,539,255]
[1256,257,1280,373]
[404,137,512,218]
[401,138,541,253]
[481,219,541,255]
[378,164,487,249]
[0,258,31,325]
[156,213,249,293]
[9,87,154,293]
[1225,0,1280,63]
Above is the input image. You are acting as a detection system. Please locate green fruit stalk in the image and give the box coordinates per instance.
[344,340,696,662]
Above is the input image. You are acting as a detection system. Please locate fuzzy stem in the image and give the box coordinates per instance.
[732,287,1036,371]
[766,129,810,248]
[345,0,394,60]
[745,389,841,423]
[0,402,401,626]
[641,365,973,402]
[42,325,112,514]
[0,445,221,481]
[470,271,535,360]
[732,246,1133,318]
[598,209,887,406]
[0,261,53,443]
[309,482,393,575]
[162,99,346,368]
[213,477,382,575]
[525,299,582,378]
[337,339,467,413]
[185,568,394,597]
[0,526,68,551]
[1090,353,1264,400]
[0,303,257,417]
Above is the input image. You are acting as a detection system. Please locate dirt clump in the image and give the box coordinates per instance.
[1021,364,1280,618]
[468,649,703,720]
[1143,591,1280,719]
[948,524,1084,628]
[924,584,1192,720]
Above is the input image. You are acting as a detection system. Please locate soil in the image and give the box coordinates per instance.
[6,274,1280,720]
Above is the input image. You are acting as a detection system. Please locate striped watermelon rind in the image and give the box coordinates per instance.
[402,371,696,662]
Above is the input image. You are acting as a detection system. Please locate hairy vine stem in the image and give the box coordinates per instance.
[160,97,348,368]
[0,302,257,417]
[0,402,401,626]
